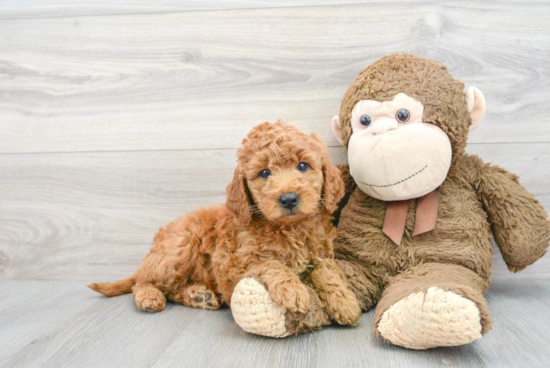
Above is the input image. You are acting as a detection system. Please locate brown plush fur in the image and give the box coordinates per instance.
[285,54,550,339]
[89,121,361,325]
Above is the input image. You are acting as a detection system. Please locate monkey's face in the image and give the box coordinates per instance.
[346,93,452,201]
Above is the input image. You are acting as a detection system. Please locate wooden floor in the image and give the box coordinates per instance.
[0,280,549,368]
[1,1,549,367]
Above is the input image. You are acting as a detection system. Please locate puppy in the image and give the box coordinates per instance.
[89,122,361,325]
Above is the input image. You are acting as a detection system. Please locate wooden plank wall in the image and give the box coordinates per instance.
[1,0,549,282]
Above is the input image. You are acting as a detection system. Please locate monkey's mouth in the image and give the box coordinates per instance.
[357,165,428,188]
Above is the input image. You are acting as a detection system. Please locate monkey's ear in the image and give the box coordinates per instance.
[332,115,343,145]
[465,87,486,131]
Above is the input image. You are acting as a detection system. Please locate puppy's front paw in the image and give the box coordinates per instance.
[324,291,361,326]
[269,281,310,313]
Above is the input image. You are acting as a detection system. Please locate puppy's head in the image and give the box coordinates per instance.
[226,121,344,225]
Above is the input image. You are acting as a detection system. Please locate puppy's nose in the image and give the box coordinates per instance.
[279,192,299,210]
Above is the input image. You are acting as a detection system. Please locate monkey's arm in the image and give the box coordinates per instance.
[475,159,550,272]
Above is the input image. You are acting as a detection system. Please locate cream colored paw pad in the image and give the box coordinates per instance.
[231,278,290,338]
[377,287,482,349]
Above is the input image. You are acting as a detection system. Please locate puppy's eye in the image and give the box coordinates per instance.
[360,114,371,127]
[259,169,271,178]
[296,162,309,172]
[396,109,410,123]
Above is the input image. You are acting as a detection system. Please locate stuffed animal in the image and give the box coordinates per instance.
[230,54,550,349]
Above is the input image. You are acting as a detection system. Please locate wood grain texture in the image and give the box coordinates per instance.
[0,0,411,20]
[0,280,549,367]
[0,143,548,281]
[1,1,550,154]
[1,0,547,20]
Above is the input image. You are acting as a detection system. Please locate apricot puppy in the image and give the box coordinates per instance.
[89,121,361,327]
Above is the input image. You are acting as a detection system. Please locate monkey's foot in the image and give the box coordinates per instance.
[231,278,291,337]
[377,287,482,350]
[231,278,331,338]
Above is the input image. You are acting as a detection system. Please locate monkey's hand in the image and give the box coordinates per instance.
[475,158,549,272]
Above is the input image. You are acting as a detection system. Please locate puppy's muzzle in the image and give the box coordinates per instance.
[279,192,299,210]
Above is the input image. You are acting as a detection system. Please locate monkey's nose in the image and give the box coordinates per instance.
[371,119,398,134]
[279,192,299,210]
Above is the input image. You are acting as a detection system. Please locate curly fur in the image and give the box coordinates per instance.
[89,121,360,325]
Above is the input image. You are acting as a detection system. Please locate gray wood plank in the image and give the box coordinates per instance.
[0,281,205,368]
[0,143,548,282]
[0,280,548,367]
[1,0,547,21]
[1,1,550,154]
[0,0,415,20]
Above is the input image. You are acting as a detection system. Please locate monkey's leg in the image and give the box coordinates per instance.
[373,263,491,350]
[231,278,330,338]
[167,282,221,310]
[133,283,166,312]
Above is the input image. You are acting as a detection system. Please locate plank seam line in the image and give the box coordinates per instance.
[0,141,547,156]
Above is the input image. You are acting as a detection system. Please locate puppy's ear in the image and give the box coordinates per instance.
[226,167,252,225]
[321,154,345,213]
[310,133,345,213]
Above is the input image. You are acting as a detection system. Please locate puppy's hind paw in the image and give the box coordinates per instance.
[188,285,221,310]
[133,284,166,312]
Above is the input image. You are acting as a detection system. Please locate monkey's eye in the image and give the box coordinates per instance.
[396,109,410,123]
[296,162,309,172]
[259,169,271,178]
[360,114,372,127]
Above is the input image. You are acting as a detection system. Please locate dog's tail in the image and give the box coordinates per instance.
[87,274,136,297]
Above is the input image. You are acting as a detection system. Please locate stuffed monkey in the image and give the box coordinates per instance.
[230,54,550,349]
